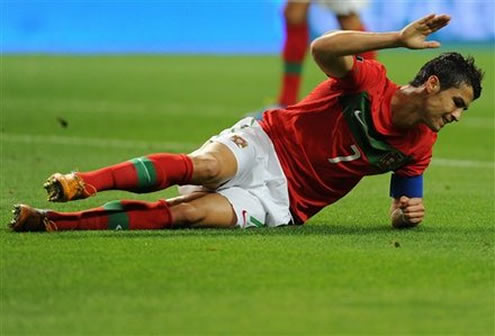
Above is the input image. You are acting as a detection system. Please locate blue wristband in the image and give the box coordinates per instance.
[390,174,423,198]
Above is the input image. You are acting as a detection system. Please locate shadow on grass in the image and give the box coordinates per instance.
[7,221,492,239]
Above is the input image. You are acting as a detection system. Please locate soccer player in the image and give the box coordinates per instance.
[275,0,376,109]
[10,14,483,232]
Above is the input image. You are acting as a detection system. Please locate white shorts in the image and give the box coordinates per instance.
[179,117,293,229]
[315,0,369,15]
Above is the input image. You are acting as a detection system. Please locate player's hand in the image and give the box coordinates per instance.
[399,14,451,49]
[391,196,425,229]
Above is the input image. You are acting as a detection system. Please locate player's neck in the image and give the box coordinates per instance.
[390,85,424,129]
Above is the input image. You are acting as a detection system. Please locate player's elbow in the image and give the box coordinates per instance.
[310,33,338,61]
[311,34,353,78]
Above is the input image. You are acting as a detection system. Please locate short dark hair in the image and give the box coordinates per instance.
[409,52,484,100]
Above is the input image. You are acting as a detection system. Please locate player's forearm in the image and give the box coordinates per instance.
[312,30,402,57]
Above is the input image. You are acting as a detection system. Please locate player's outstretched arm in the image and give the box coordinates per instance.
[390,196,425,229]
[310,13,451,78]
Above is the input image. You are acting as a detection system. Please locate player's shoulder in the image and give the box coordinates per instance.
[352,56,389,85]
[329,58,383,93]
[356,55,387,71]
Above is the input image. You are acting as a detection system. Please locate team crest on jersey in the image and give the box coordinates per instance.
[230,135,248,149]
[377,152,408,171]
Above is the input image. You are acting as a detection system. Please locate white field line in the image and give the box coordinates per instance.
[0,133,197,152]
[431,158,494,169]
[1,133,494,169]
[461,117,495,129]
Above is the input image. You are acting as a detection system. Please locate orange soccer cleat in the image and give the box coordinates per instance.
[44,173,94,202]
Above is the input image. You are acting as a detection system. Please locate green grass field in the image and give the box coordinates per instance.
[1,48,494,335]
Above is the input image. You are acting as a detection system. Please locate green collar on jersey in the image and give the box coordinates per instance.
[339,92,411,173]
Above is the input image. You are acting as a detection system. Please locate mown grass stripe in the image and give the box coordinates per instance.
[0,133,195,152]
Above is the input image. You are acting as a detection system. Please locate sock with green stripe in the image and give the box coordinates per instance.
[278,22,309,106]
[46,199,172,230]
[77,153,193,194]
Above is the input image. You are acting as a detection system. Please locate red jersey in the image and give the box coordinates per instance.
[260,57,437,224]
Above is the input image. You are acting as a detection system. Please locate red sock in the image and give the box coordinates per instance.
[78,153,193,194]
[46,200,172,230]
[357,24,377,60]
[278,22,309,106]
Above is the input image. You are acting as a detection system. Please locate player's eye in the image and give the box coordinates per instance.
[453,97,467,111]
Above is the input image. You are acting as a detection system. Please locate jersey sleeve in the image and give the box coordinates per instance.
[334,56,387,91]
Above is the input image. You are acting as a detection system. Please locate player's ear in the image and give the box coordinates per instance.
[425,75,440,94]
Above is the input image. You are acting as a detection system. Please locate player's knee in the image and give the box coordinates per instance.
[191,154,222,183]
[284,3,309,25]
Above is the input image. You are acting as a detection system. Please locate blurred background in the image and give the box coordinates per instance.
[2,0,494,54]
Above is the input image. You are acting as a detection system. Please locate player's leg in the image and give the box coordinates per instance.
[172,118,274,229]
[246,1,309,118]
[9,192,237,232]
[336,12,362,30]
[166,191,208,206]
[188,141,237,188]
[11,118,278,232]
[44,141,238,202]
[321,0,376,60]
[9,199,173,232]
[278,0,311,106]
[170,192,237,229]
[44,153,194,201]
[336,13,376,60]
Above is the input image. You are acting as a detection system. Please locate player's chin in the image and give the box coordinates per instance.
[426,121,442,133]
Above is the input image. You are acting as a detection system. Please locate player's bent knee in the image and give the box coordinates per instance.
[190,142,237,185]
[190,154,222,182]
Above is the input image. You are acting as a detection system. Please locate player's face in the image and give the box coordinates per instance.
[422,77,474,133]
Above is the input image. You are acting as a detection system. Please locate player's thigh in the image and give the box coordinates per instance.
[191,118,261,190]
[170,192,237,229]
